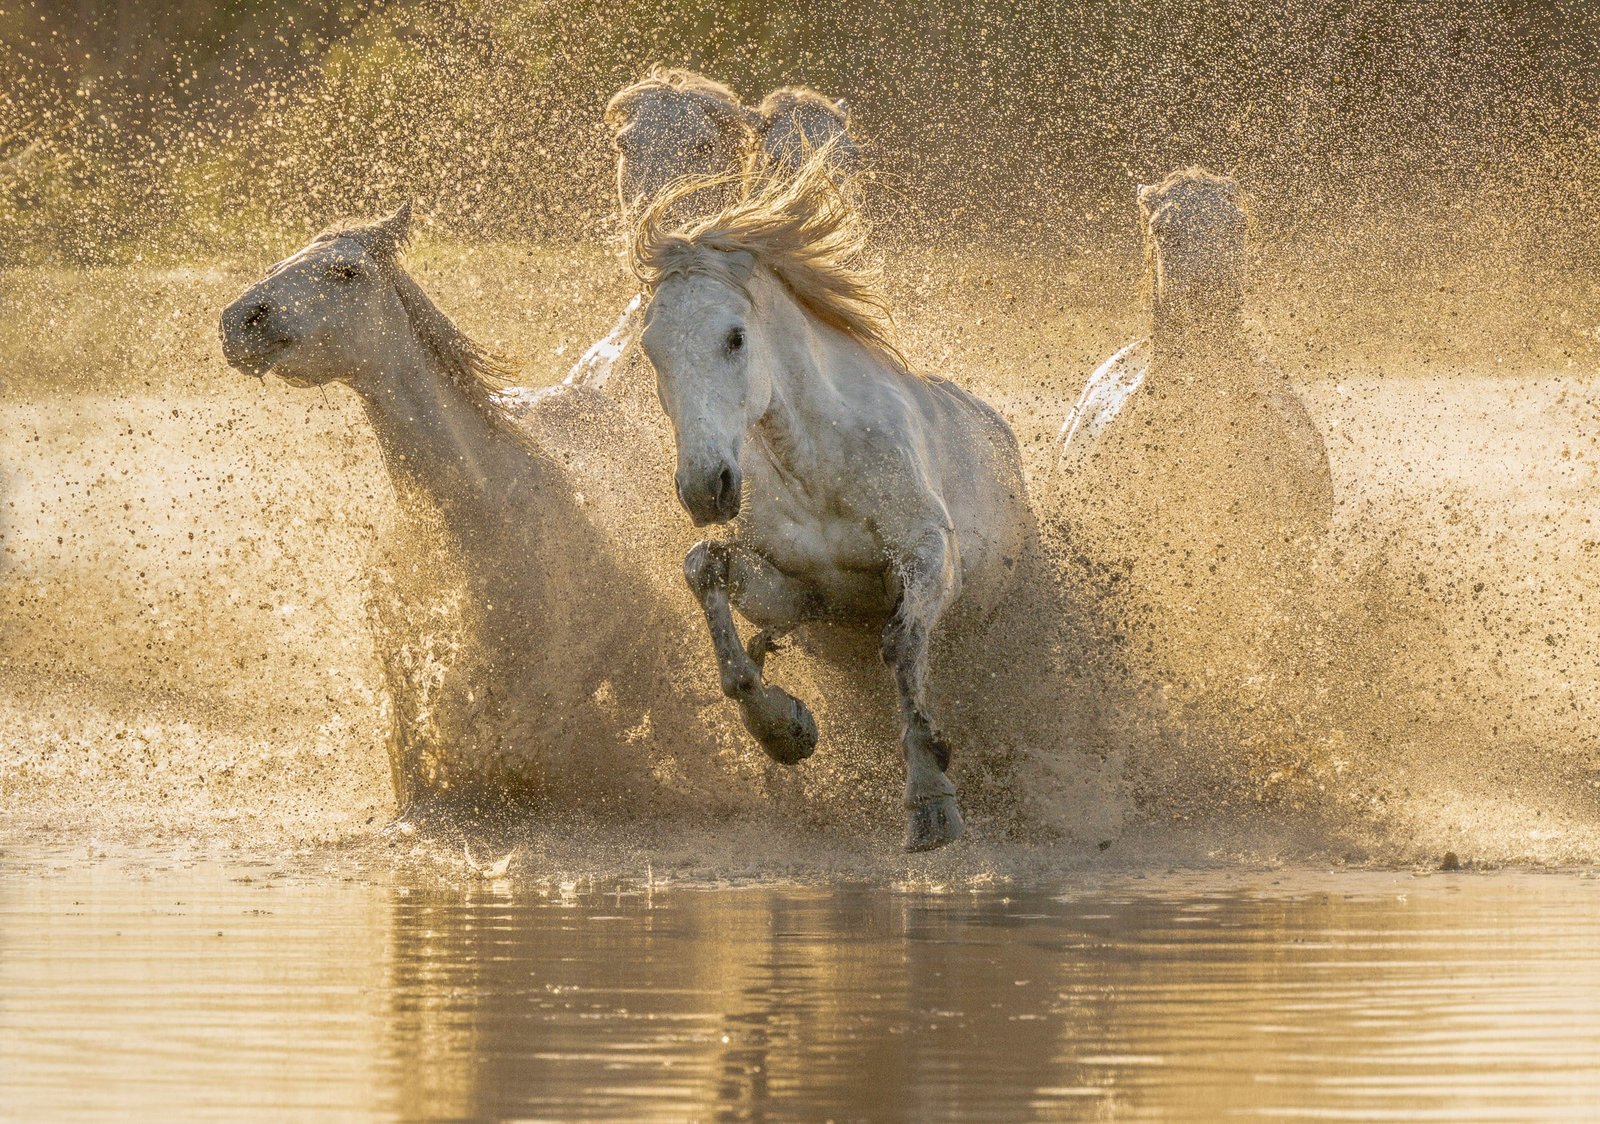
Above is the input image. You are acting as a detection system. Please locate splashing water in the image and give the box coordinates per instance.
[2,3,1598,874]
[562,293,644,392]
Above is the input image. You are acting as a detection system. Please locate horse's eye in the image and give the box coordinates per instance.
[328,262,360,282]
[726,327,745,353]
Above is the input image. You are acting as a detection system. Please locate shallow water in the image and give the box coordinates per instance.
[4,853,1597,1121]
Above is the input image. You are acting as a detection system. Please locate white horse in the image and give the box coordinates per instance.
[604,67,860,225]
[754,86,859,175]
[632,151,1032,851]
[1049,167,1333,688]
[1055,167,1331,525]
[218,206,708,821]
[604,67,754,228]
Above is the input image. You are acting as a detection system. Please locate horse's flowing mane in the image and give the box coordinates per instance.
[630,143,911,373]
[331,216,516,407]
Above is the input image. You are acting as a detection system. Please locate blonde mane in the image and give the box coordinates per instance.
[630,144,911,373]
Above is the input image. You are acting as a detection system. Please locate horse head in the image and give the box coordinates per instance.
[219,205,416,388]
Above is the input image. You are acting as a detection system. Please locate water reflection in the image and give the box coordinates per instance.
[4,859,1598,1120]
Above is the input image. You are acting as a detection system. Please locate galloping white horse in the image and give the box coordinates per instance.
[633,151,1032,851]
[218,206,707,819]
[1049,168,1333,688]
[1055,167,1331,532]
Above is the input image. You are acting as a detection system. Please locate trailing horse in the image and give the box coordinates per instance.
[1049,168,1333,692]
[218,206,713,824]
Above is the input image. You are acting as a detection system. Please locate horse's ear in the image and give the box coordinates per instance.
[382,202,413,241]
[834,97,849,115]
[367,202,412,259]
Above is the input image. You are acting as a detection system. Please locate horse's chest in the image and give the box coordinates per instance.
[740,473,890,611]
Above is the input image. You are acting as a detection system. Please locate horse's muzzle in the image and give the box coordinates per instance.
[218,297,283,376]
[676,461,742,526]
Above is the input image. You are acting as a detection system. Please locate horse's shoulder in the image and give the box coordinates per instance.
[1254,353,1332,469]
[897,368,1019,450]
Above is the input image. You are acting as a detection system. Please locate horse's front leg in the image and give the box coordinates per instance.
[883,527,964,852]
[683,541,818,765]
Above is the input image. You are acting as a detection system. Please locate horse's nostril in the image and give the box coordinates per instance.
[716,465,736,506]
[243,304,268,330]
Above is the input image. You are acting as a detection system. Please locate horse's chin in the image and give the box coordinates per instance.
[275,370,334,388]
[223,340,287,380]
[261,361,343,389]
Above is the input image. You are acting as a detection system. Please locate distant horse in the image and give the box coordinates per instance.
[218,205,707,820]
[754,86,859,175]
[633,150,1032,851]
[604,67,859,224]
[1048,168,1332,683]
[561,69,860,407]
[604,67,754,227]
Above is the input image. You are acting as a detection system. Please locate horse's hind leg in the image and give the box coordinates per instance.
[884,528,965,852]
[684,541,817,765]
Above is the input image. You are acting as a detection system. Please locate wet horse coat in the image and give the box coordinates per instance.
[634,156,1032,851]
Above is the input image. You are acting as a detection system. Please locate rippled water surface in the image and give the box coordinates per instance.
[4,856,1597,1121]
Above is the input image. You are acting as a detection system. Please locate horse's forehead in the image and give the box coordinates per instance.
[1146,181,1237,222]
[778,108,844,141]
[647,272,750,331]
[624,94,725,139]
[265,235,366,278]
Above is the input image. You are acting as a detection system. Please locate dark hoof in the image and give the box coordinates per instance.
[743,685,818,765]
[904,794,965,852]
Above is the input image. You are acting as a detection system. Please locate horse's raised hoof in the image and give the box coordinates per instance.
[904,794,965,852]
[742,684,818,765]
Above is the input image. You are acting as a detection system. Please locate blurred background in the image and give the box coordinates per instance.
[3,0,1596,268]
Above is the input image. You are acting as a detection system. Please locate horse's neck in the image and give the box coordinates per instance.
[1148,256,1260,396]
[752,285,850,471]
[353,347,566,545]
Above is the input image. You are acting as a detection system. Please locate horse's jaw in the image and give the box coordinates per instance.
[275,370,348,389]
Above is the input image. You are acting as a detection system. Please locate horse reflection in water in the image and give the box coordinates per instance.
[218,206,718,820]
[374,878,1599,1120]
[380,886,1080,1121]
[633,150,1040,851]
